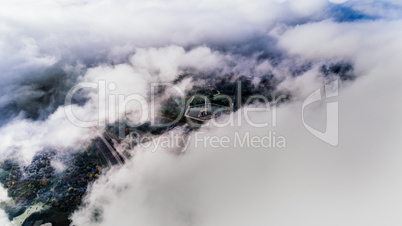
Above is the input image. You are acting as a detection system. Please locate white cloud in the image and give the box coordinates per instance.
[0,0,401,225]
[70,6,402,226]
[0,107,95,164]
[0,44,270,163]
[0,187,14,226]
[329,0,348,4]
[72,62,402,225]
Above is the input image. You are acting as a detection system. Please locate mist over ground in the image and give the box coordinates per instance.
[0,0,401,225]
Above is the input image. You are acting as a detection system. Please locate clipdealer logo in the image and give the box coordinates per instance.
[302,79,339,146]
[64,79,340,149]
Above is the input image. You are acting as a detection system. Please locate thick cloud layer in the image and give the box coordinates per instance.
[0,0,402,225]
[0,187,13,226]
[0,0,340,163]
[0,0,395,127]
[71,54,402,225]
[71,5,402,226]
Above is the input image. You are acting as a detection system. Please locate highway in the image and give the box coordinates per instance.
[94,136,124,166]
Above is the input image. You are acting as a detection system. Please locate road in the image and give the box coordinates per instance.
[94,136,124,166]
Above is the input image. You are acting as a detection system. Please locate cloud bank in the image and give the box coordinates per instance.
[72,6,402,226]
[0,0,401,225]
